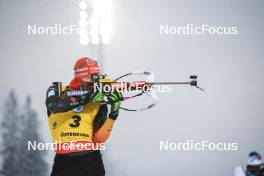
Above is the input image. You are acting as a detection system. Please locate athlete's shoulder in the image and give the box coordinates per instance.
[46,82,66,98]
[46,85,57,98]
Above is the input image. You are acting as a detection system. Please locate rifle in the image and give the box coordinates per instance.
[58,71,204,111]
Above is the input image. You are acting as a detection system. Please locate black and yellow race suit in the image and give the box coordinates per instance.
[46,83,116,176]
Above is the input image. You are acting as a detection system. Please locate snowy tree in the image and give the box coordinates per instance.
[0,91,47,176]
[20,96,47,176]
[0,90,24,176]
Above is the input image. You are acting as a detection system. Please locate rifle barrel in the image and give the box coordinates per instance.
[148,82,192,85]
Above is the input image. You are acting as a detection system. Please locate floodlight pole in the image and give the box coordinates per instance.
[78,0,112,73]
[97,35,105,72]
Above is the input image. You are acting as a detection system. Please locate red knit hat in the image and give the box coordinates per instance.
[69,57,100,89]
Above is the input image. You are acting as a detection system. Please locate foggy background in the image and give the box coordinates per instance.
[0,0,264,175]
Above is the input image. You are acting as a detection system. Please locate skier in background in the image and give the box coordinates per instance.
[46,57,122,176]
[234,151,264,176]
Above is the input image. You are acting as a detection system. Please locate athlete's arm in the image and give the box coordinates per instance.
[93,91,122,143]
[45,85,93,115]
[93,104,117,143]
[93,118,115,143]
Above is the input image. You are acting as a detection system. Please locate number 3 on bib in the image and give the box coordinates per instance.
[69,115,81,128]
